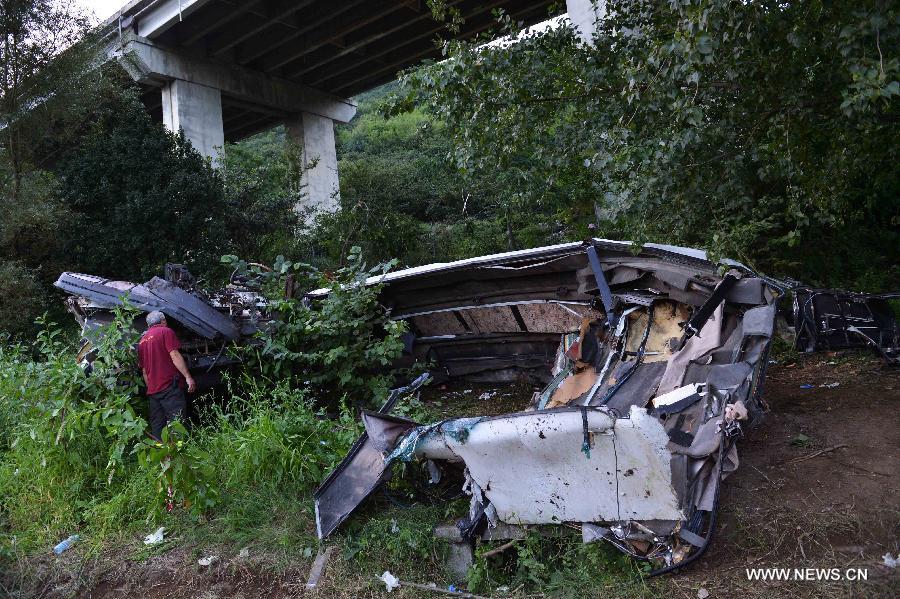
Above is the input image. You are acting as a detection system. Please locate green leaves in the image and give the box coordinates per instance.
[137,421,219,514]
[389,0,899,290]
[230,247,408,407]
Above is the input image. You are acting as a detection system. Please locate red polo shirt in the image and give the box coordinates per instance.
[137,324,183,394]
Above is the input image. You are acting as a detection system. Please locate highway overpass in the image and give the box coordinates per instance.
[102,0,602,212]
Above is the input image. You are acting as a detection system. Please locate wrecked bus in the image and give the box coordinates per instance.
[54,264,269,391]
[314,239,784,575]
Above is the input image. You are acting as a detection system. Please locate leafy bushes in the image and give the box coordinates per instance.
[0,307,157,550]
[388,0,899,290]
[0,247,400,559]
[200,377,360,490]
[225,246,409,405]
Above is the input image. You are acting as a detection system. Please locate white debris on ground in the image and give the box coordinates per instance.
[697,588,710,599]
[142,527,165,546]
[238,547,250,559]
[820,382,840,388]
[883,553,898,568]
[478,391,497,400]
[379,571,400,592]
[197,555,219,567]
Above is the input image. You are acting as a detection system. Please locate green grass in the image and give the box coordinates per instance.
[0,324,663,597]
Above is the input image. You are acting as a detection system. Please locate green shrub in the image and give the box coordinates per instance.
[224,246,408,406]
[1,246,403,557]
[0,306,156,550]
[0,260,47,338]
[199,376,360,490]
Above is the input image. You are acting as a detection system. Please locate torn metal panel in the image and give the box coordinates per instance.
[406,406,683,523]
[314,411,417,539]
[350,239,763,383]
[314,239,781,574]
[55,272,240,340]
[413,332,562,383]
[55,267,270,388]
[314,374,430,539]
[793,287,899,363]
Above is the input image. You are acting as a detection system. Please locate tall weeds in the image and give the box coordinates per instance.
[1,249,401,558]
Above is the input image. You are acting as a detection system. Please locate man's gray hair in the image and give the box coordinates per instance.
[146,311,166,327]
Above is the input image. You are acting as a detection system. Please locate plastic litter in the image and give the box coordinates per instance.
[820,382,840,388]
[198,555,219,567]
[883,553,898,568]
[799,384,814,389]
[379,571,400,592]
[143,526,165,545]
[53,535,79,555]
[697,589,710,599]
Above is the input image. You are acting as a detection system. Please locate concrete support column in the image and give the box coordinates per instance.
[566,0,604,44]
[286,112,340,215]
[161,78,224,165]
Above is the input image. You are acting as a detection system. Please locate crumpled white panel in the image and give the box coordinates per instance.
[418,407,682,524]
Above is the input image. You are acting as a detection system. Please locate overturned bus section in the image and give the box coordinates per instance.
[315,239,784,575]
[793,287,899,365]
[54,265,269,391]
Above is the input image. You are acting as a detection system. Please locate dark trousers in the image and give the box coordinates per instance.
[148,378,186,440]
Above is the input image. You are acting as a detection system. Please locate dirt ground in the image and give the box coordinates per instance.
[5,353,899,598]
[665,352,900,598]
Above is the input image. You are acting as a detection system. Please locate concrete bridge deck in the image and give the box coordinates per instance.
[101,0,600,210]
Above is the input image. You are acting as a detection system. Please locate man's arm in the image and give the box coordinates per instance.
[169,350,196,393]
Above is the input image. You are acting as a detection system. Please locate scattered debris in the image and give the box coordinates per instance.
[793,287,899,364]
[799,383,815,389]
[480,539,518,558]
[53,535,79,555]
[789,433,811,447]
[883,553,898,568]
[780,444,849,467]
[238,547,250,559]
[374,575,490,598]
[142,527,165,546]
[820,382,840,388]
[477,391,497,400]
[697,589,710,599]
[197,555,219,567]
[305,546,337,589]
[316,240,784,576]
[379,571,400,593]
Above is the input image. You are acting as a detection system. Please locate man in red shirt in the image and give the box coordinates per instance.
[137,311,196,440]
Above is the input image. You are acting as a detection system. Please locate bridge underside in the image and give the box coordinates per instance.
[106,0,589,212]
[140,86,284,143]
[130,0,559,141]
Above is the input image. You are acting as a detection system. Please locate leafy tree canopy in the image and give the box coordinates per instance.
[387,0,899,290]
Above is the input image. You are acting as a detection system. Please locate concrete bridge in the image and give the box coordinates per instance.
[102,0,601,212]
